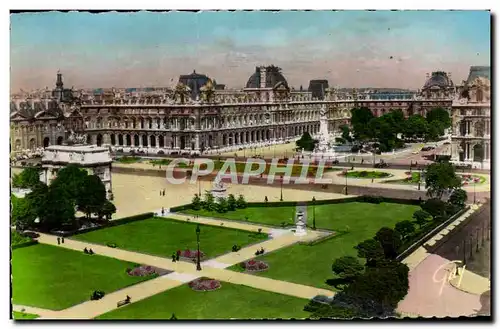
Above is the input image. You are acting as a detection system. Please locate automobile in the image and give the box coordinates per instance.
[22,231,40,239]
[331,160,339,165]
[412,150,419,154]
[444,142,451,145]
[311,295,333,305]
[374,162,389,168]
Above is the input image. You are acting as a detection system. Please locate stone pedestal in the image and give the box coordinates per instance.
[294,219,307,237]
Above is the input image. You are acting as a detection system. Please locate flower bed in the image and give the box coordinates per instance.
[338,170,392,179]
[240,259,269,272]
[177,249,205,260]
[126,265,171,277]
[459,174,485,186]
[188,277,221,292]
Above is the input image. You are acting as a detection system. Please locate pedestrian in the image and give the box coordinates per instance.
[371,178,374,183]
[361,159,364,164]
[57,237,60,245]
[163,189,166,196]
[160,190,162,196]
[126,295,131,303]
[351,165,354,170]
[161,207,165,216]
[61,236,65,244]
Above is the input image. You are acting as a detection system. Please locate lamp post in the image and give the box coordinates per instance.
[312,196,316,230]
[280,175,284,201]
[195,224,202,271]
[344,170,348,195]
[473,179,476,204]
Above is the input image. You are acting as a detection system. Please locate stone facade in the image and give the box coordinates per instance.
[11,66,460,156]
[40,144,113,199]
[450,67,491,169]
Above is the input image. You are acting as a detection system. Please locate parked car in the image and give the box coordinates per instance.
[444,142,451,145]
[374,161,389,168]
[22,231,40,239]
[332,160,339,165]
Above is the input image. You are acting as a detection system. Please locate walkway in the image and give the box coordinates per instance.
[12,305,59,318]
[398,203,490,317]
[34,227,334,319]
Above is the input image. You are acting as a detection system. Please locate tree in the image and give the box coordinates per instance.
[99,200,116,220]
[350,107,374,140]
[403,115,428,139]
[332,256,364,281]
[426,107,451,132]
[38,186,75,230]
[343,261,409,314]
[296,132,318,151]
[421,199,447,220]
[216,197,228,213]
[50,164,88,200]
[340,125,352,142]
[424,162,461,199]
[25,183,49,220]
[191,194,202,210]
[77,175,107,219]
[448,188,467,208]
[11,195,36,229]
[424,120,443,141]
[12,167,41,189]
[412,210,431,228]
[354,239,385,266]
[394,220,416,240]
[375,227,402,259]
[227,194,237,211]
[236,194,247,209]
[203,192,215,211]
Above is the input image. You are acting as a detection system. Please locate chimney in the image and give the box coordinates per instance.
[259,66,266,89]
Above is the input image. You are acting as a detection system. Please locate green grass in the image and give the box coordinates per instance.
[73,217,267,258]
[116,156,142,164]
[228,202,419,289]
[12,244,152,310]
[341,170,392,179]
[183,206,298,227]
[12,311,39,320]
[97,282,309,320]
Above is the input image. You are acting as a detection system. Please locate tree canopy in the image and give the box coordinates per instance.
[296,132,318,151]
[424,162,461,199]
[12,167,41,189]
[77,175,107,219]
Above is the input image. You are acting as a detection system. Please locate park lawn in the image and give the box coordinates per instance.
[12,311,39,320]
[229,202,419,289]
[97,282,309,320]
[73,217,267,258]
[183,206,298,227]
[12,244,152,310]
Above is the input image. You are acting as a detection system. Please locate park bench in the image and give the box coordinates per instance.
[117,299,130,307]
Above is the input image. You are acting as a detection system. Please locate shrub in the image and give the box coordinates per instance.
[188,278,221,291]
[91,290,105,301]
[236,195,247,209]
[106,242,117,248]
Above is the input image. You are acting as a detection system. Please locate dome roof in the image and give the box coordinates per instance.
[178,70,212,99]
[422,71,454,90]
[466,66,490,84]
[245,66,288,89]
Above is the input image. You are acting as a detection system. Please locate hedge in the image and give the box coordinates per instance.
[299,231,347,246]
[59,212,155,237]
[170,195,421,213]
[11,240,39,250]
[396,206,470,261]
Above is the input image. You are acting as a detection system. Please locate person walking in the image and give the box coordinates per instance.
[57,237,60,245]
[61,236,65,244]
[161,207,165,216]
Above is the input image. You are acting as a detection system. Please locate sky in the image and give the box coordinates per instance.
[10,10,491,92]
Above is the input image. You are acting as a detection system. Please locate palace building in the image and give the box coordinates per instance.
[10,65,489,167]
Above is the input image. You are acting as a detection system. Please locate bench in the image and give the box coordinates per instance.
[117,299,130,307]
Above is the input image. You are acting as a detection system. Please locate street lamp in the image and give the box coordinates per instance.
[473,180,476,204]
[195,224,202,271]
[280,175,284,201]
[344,170,348,195]
[312,196,316,230]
